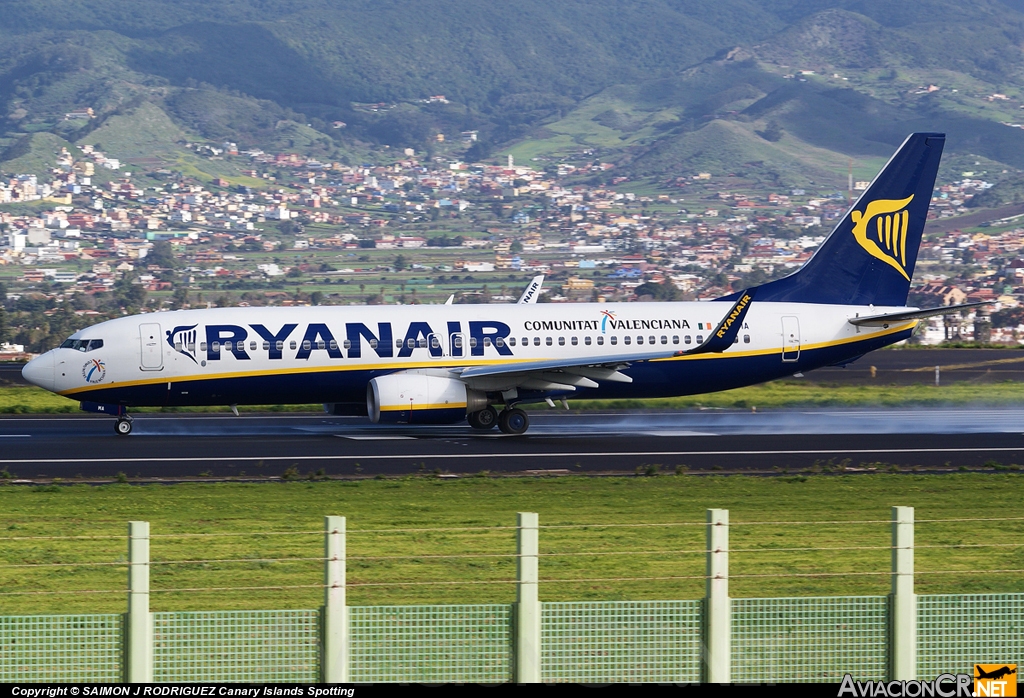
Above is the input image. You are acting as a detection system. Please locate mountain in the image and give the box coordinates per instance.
[3,1,1024,182]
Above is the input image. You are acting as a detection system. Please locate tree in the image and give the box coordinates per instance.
[148,240,176,269]
[633,280,681,301]
[757,120,783,142]
[394,254,407,271]
[310,291,324,305]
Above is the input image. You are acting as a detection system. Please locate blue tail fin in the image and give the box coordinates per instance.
[731,132,944,306]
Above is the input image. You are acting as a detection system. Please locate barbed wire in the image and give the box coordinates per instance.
[1,515,1022,542]
[5,541,1024,569]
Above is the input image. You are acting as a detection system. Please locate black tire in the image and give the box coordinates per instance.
[498,408,529,435]
[468,406,498,430]
[115,419,133,436]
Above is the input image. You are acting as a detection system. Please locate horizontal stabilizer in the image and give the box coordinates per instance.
[848,301,991,327]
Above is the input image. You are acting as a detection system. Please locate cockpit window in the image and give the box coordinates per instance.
[60,338,103,352]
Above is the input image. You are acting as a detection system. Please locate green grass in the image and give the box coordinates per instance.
[0,475,1021,615]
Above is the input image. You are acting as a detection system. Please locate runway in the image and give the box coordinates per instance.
[1,408,1022,480]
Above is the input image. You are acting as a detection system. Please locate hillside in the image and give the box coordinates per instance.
[2,1,1024,180]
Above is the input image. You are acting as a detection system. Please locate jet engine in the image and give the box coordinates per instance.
[367,374,488,424]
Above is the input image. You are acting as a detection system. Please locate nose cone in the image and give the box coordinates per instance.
[22,352,55,392]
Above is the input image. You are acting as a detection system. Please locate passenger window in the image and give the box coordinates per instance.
[509,337,516,346]
[290,340,297,350]
[672,336,679,344]
[571,337,578,345]
[495,337,504,348]
[533,337,540,346]
[597,336,604,345]
[733,337,739,344]
[660,336,666,344]
[545,337,553,346]
[408,338,416,348]
[276,341,284,351]
[558,337,565,346]
[483,337,492,347]
[696,335,704,343]
[224,341,232,352]
[470,337,478,348]
[302,340,311,350]
[636,336,643,345]
[743,335,750,344]
[584,336,591,345]
[329,340,338,350]
[174,342,183,351]
[343,339,352,350]
[684,335,691,344]
[263,341,270,350]
[369,339,378,349]
[201,342,208,351]
[431,336,441,349]
[610,336,617,345]
[316,340,326,350]
[624,336,631,345]
[250,341,257,351]
[396,339,403,348]
[453,336,463,349]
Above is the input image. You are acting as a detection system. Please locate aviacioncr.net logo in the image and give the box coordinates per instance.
[850,194,914,281]
[82,358,106,384]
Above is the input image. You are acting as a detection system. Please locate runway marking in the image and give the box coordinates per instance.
[643,431,719,437]
[0,435,30,438]
[337,435,417,441]
[1,446,1023,465]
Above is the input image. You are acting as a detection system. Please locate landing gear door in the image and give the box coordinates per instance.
[781,316,800,362]
[140,323,164,370]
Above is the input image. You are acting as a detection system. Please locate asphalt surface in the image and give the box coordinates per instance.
[1,409,1023,480]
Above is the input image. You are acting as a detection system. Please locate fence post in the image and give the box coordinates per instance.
[322,516,348,683]
[126,521,152,683]
[890,506,916,680]
[703,508,730,683]
[514,512,541,683]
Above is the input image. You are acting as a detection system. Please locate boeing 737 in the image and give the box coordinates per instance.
[22,133,977,435]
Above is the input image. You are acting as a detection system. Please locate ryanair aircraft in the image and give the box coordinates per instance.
[22,133,975,435]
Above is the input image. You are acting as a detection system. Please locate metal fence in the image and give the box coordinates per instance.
[1,509,1022,684]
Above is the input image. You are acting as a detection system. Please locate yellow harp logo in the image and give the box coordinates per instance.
[850,195,914,281]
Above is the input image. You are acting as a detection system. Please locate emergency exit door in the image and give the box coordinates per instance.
[140,323,163,370]
[781,316,800,362]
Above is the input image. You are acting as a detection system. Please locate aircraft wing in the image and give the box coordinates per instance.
[848,301,990,327]
[455,349,679,392]
[455,291,756,394]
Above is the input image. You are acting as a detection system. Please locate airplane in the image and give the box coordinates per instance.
[22,132,981,436]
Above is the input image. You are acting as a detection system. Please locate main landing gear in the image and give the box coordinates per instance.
[467,405,498,431]
[498,408,529,435]
[115,414,133,436]
[467,406,531,435]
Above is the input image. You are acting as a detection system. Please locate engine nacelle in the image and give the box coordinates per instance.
[367,374,488,424]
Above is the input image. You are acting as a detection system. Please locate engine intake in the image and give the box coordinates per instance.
[367,374,487,424]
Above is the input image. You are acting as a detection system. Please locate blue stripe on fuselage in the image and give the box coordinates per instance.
[70,329,910,408]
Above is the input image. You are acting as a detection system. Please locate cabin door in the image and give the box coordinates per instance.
[781,316,800,362]
[140,323,164,370]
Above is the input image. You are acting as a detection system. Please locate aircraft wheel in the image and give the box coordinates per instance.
[498,408,529,435]
[468,406,499,430]
[115,418,133,436]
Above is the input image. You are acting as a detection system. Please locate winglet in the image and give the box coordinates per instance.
[683,288,755,356]
[517,275,544,304]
